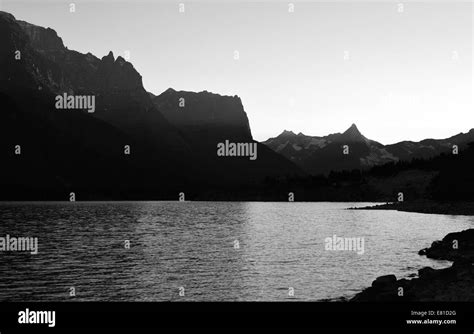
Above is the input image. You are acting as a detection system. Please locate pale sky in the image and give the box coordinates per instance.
[3,0,473,144]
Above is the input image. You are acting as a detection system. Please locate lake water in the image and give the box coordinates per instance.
[0,201,473,301]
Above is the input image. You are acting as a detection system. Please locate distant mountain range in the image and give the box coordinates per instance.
[1,10,473,201]
[263,124,474,175]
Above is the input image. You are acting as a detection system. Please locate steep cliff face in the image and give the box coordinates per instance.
[3,12,191,155]
[0,12,43,93]
[153,88,253,142]
[152,88,305,183]
[0,11,191,198]
[17,20,65,52]
[15,19,144,95]
[0,11,304,199]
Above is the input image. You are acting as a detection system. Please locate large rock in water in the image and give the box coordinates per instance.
[418,229,474,262]
[352,229,474,302]
[371,274,397,289]
[352,263,474,302]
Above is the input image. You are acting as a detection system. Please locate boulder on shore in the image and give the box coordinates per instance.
[351,229,474,302]
[418,229,474,262]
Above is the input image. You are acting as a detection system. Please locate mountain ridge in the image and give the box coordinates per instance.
[263,124,474,175]
[0,10,305,199]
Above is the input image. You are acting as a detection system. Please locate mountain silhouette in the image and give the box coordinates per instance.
[152,88,305,186]
[334,123,370,144]
[0,11,304,199]
[2,10,472,200]
[263,124,474,175]
[153,88,252,145]
[384,129,474,161]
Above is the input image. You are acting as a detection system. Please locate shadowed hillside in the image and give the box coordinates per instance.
[0,11,304,200]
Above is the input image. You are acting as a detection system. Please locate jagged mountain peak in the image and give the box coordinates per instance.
[338,123,368,143]
[344,123,361,134]
[348,123,358,130]
[102,51,115,62]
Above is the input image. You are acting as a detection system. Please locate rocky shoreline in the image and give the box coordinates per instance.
[350,200,474,216]
[350,229,474,301]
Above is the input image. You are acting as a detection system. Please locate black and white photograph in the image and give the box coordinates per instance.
[0,0,473,331]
